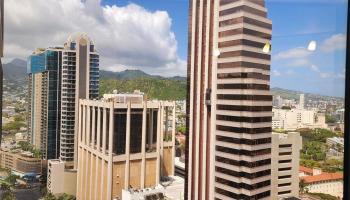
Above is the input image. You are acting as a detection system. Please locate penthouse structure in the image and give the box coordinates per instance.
[27,33,99,163]
[76,92,176,199]
[186,0,273,199]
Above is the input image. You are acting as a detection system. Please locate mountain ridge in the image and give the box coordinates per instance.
[3,58,343,100]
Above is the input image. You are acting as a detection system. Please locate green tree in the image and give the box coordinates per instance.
[43,193,56,200]
[301,141,326,161]
[325,114,337,123]
[5,174,19,185]
[176,125,186,134]
[58,194,76,200]
[17,141,33,151]
[1,182,15,200]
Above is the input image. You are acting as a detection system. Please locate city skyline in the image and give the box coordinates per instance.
[3,0,347,97]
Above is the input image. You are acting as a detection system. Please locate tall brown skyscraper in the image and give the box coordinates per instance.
[185,0,272,199]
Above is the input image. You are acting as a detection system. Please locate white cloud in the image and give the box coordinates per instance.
[274,47,312,60]
[286,69,295,75]
[310,65,345,79]
[272,70,281,76]
[310,65,320,72]
[273,47,313,67]
[4,0,185,76]
[321,34,346,53]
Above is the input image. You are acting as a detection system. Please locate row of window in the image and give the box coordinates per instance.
[217,83,269,90]
[216,166,270,179]
[219,28,271,39]
[217,104,272,112]
[220,15,271,29]
[216,145,271,156]
[217,115,271,123]
[217,125,271,134]
[216,135,271,145]
[219,5,267,18]
[217,94,272,101]
[216,177,270,190]
[216,156,271,168]
[219,50,271,60]
[217,72,269,80]
[218,61,270,70]
[215,187,270,200]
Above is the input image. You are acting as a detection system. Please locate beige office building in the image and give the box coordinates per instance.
[76,93,176,200]
[186,0,273,199]
[271,132,302,199]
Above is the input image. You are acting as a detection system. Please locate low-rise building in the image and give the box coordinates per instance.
[47,159,77,196]
[76,93,176,199]
[299,166,343,198]
[271,132,302,199]
[272,108,327,130]
[0,148,42,176]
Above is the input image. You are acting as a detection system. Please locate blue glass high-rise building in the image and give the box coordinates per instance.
[28,33,99,164]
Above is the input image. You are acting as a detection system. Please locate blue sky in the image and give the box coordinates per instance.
[104,1,347,97]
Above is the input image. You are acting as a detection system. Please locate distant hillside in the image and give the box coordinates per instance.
[3,58,27,84]
[3,58,343,101]
[100,78,186,100]
[100,69,186,81]
[271,87,344,101]
[99,69,187,100]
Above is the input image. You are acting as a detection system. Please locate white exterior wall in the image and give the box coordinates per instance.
[306,180,343,198]
[272,108,327,130]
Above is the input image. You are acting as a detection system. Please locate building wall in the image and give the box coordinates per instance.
[162,146,173,176]
[0,150,41,175]
[47,160,77,196]
[112,161,125,199]
[76,100,175,200]
[186,0,273,199]
[306,181,343,198]
[32,73,44,150]
[271,132,302,199]
[272,108,327,130]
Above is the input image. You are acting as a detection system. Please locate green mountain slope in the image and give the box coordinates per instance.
[100,78,186,100]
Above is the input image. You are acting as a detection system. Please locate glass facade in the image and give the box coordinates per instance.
[28,49,61,159]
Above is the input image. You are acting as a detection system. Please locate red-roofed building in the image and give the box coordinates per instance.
[299,167,343,198]
[299,166,313,177]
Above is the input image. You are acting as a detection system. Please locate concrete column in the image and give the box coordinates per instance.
[86,106,91,145]
[125,102,131,189]
[102,108,107,154]
[82,105,86,146]
[107,103,114,200]
[148,109,154,150]
[141,103,147,188]
[75,101,83,170]
[160,103,164,178]
[172,103,176,175]
[94,155,99,200]
[76,101,83,194]
[100,159,104,200]
[156,104,161,185]
[97,107,101,151]
[91,106,96,147]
